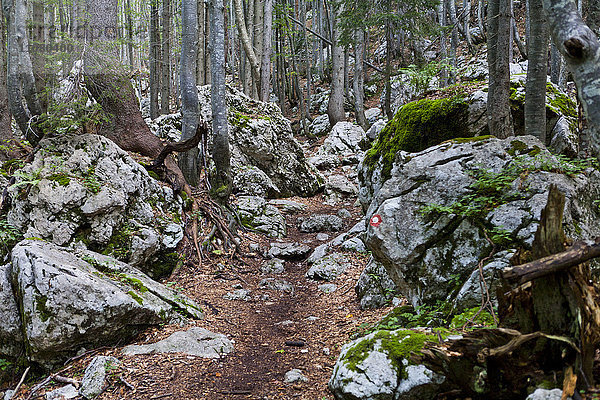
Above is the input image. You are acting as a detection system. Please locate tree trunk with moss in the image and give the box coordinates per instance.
[209,0,231,204]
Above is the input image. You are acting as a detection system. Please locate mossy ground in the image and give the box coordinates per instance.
[364,94,470,179]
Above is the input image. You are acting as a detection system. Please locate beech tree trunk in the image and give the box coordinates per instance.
[487,0,514,138]
[149,0,160,119]
[525,0,548,141]
[0,2,16,161]
[161,0,171,114]
[353,30,368,130]
[233,0,261,97]
[327,3,345,126]
[179,0,200,186]
[209,0,231,204]
[4,0,43,145]
[260,0,273,102]
[544,0,600,155]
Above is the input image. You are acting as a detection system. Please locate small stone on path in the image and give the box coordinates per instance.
[284,369,308,383]
[259,278,294,293]
[267,242,311,260]
[224,289,251,301]
[261,258,285,274]
[46,385,78,400]
[79,356,121,399]
[318,283,337,293]
[122,327,234,358]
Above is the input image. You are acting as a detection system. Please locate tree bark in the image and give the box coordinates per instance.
[150,0,160,119]
[209,0,232,203]
[487,0,514,138]
[0,1,16,161]
[4,0,43,145]
[544,0,600,154]
[327,2,345,125]
[525,0,548,142]
[179,0,200,186]
[353,30,368,130]
[233,0,261,96]
[161,0,171,114]
[260,0,273,102]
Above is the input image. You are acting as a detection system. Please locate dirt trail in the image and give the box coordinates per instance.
[11,194,392,400]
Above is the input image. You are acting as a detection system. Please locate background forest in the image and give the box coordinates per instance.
[2,0,600,399]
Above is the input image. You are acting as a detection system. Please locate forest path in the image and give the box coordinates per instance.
[68,194,390,400]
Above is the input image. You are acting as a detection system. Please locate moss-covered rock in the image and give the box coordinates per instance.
[329,328,444,400]
[364,94,470,180]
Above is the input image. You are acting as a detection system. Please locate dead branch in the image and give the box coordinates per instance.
[501,237,600,284]
[9,366,30,399]
[152,120,207,171]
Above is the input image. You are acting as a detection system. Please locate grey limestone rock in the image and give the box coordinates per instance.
[7,240,202,367]
[308,154,342,171]
[365,108,382,125]
[122,327,233,357]
[359,135,600,308]
[0,264,23,358]
[6,134,183,277]
[79,356,121,399]
[316,122,366,157]
[318,283,337,293]
[284,369,308,383]
[526,389,568,400]
[232,166,281,198]
[299,215,344,233]
[261,258,285,274]
[224,289,251,301]
[45,384,79,400]
[306,253,349,281]
[237,196,286,238]
[366,120,386,141]
[267,242,312,260]
[307,243,330,264]
[268,199,307,214]
[309,114,331,137]
[197,85,323,197]
[356,257,398,310]
[258,278,294,293]
[329,329,444,400]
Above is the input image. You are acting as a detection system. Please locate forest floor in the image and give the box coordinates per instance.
[9,190,394,399]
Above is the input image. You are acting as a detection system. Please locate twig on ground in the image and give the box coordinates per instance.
[10,366,30,399]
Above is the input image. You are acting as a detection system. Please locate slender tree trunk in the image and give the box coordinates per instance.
[447,0,459,81]
[353,30,368,130]
[179,0,200,186]
[487,0,514,138]
[525,0,548,141]
[233,0,261,96]
[253,0,263,99]
[209,0,232,203]
[260,0,273,102]
[383,22,393,119]
[438,0,448,87]
[301,0,312,113]
[197,0,206,85]
[513,18,528,59]
[0,2,15,160]
[327,3,345,125]
[161,0,171,114]
[150,0,160,119]
[478,0,487,38]
[125,0,134,71]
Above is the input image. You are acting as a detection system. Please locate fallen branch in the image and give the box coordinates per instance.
[501,237,600,284]
[9,366,30,399]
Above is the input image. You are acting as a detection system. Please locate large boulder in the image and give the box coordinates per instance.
[4,239,202,368]
[197,85,323,197]
[329,329,444,400]
[6,134,184,278]
[359,136,600,308]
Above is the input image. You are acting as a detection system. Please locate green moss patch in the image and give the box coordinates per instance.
[343,329,434,377]
[364,94,470,179]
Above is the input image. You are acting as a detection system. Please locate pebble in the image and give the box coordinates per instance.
[284,369,308,383]
[316,233,330,241]
[322,347,330,355]
[318,283,337,293]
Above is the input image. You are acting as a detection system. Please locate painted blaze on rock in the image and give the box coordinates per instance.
[359,135,600,309]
